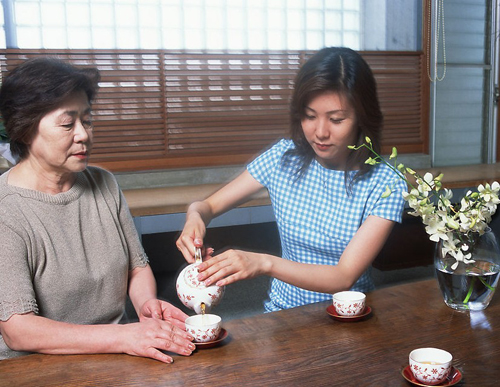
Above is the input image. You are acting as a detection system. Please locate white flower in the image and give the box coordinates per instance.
[425,220,448,242]
[354,138,499,273]
[478,182,500,204]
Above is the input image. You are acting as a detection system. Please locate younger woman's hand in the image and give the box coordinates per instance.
[196,249,270,287]
[176,218,206,263]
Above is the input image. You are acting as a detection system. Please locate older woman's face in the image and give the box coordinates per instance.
[28,90,93,175]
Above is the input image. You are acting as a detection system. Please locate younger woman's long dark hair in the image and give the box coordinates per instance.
[285,47,383,192]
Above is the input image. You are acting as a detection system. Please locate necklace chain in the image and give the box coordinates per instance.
[426,0,446,82]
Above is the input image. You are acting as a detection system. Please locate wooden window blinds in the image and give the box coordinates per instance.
[0,49,428,172]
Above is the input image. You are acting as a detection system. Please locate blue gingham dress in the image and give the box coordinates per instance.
[247,139,406,311]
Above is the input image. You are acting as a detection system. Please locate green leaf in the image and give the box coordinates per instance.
[381,186,392,198]
[365,157,377,165]
[389,147,397,159]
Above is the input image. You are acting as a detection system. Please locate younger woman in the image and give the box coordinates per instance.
[176,47,406,312]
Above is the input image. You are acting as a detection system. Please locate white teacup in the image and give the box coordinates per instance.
[185,314,222,343]
[332,291,366,316]
[409,347,452,385]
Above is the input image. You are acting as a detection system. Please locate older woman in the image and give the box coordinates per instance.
[0,57,195,363]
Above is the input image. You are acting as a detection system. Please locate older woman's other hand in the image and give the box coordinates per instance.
[122,318,195,364]
[139,299,189,330]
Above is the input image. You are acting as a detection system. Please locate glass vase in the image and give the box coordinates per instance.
[434,228,500,311]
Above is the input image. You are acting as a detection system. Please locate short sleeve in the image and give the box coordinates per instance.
[368,165,407,223]
[247,139,292,187]
[0,223,39,321]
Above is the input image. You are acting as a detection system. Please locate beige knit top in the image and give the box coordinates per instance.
[0,166,148,359]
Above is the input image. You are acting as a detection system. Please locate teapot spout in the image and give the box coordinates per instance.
[194,302,211,315]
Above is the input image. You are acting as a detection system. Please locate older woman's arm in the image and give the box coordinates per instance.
[0,310,195,364]
[128,264,189,329]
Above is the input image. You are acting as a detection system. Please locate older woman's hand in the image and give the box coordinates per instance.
[139,299,189,330]
[121,318,195,364]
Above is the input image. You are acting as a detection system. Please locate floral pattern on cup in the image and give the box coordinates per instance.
[409,348,452,385]
[332,291,366,316]
[185,314,222,343]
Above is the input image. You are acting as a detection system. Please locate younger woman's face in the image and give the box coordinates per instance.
[301,91,358,169]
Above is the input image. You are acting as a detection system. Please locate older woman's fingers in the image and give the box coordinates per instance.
[156,323,195,356]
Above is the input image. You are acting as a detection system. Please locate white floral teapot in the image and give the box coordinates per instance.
[176,248,225,314]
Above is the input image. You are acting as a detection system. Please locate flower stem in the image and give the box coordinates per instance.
[463,276,476,304]
[478,276,496,291]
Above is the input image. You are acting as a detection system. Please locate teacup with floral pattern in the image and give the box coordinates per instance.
[409,347,452,385]
[185,314,222,343]
[332,291,366,316]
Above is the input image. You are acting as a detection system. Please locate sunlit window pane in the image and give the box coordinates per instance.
[227,30,245,50]
[139,6,160,27]
[206,30,224,50]
[268,31,285,50]
[287,9,304,29]
[92,27,115,48]
[17,27,41,48]
[0,5,5,48]
[66,4,90,27]
[90,4,114,27]
[184,29,204,49]
[184,6,204,30]
[227,8,245,30]
[15,3,40,25]
[140,28,161,49]
[67,27,91,48]
[248,30,266,50]
[1,0,417,52]
[343,0,360,11]
[116,5,137,27]
[43,27,66,48]
[162,29,182,49]
[344,12,359,29]
[161,6,182,29]
[343,32,360,50]
[306,31,323,50]
[206,7,224,27]
[306,10,323,29]
[268,9,285,30]
[41,3,65,26]
[325,11,342,29]
[248,8,265,27]
[116,28,138,48]
[287,31,304,50]
[324,31,342,47]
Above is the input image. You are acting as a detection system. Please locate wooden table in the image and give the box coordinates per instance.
[1,279,498,386]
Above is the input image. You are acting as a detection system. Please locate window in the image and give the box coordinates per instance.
[0,1,425,172]
[3,0,420,52]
